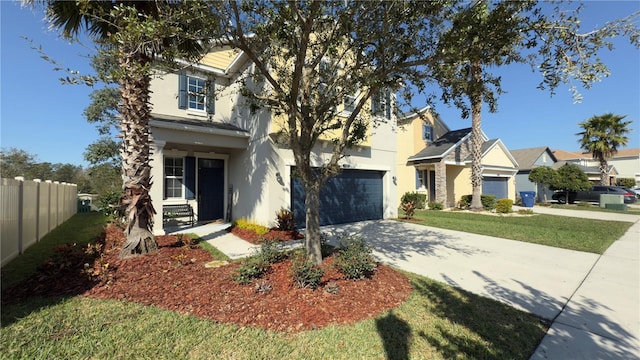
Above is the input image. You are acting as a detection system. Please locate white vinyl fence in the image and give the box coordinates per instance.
[1,177,77,267]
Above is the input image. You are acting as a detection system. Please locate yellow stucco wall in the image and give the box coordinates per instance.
[449,166,471,207]
[482,145,514,168]
[396,111,447,204]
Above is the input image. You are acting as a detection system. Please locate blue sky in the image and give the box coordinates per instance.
[1,1,639,169]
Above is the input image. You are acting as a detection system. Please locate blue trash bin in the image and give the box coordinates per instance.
[520,191,536,208]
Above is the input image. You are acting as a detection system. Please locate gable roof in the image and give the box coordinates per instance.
[552,161,618,175]
[465,138,519,167]
[510,146,556,170]
[407,128,472,162]
[553,148,640,161]
[397,106,451,132]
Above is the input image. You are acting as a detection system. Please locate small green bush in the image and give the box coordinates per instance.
[428,201,444,210]
[257,238,284,264]
[617,178,636,188]
[459,195,497,210]
[401,192,427,209]
[400,201,416,219]
[495,198,513,214]
[518,209,534,215]
[275,208,295,231]
[334,234,377,280]
[233,256,270,284]
[290,252,324,289]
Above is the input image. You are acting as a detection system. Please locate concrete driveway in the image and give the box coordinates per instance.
[319,220,599,321]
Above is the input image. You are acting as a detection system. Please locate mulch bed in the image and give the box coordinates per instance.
[2,224,412,333]
[228,226,304,244]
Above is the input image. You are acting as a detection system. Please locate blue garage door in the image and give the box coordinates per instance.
[292,169,384,228]
[482,177,508,199]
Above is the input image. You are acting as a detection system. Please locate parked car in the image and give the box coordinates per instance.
[631,187,640,198]
[552,185,638,204]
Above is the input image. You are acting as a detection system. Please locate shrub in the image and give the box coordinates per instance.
[320,232,336,257]
[617,178,636,188]
[401,191,427,209]
[459,194,497,210]
[518,209,534,215]
[234,218,270,236]
[400,201,416,219]
[233,255,270,284]
[428,201,444,210]
[334,234,377,280]
[495,198,513,214]
[257,238,285,264]
[290,252,324,289]
[275,208,295,231]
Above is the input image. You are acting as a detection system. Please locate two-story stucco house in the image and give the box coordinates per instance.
[147,47,399,235]
[397,108,518,208]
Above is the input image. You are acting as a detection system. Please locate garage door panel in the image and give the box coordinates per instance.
[292,169,383,228]
[482,177,508,199]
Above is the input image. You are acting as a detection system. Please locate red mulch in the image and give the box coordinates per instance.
[2,224,412,333]
[228,226,304,244]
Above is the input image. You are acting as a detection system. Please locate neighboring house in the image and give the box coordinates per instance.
[148,46,399,235]
[403,124,518,208]
[395,107,449,205]
[511,146,557,202]
[552,148,639,185]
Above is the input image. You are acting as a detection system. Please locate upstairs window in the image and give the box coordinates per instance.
[178,74,215,114]
[422,124,433,142]
[164,157,184,199]
[188,77,206,111]
[371,90,391,119]
[343,93,357,112]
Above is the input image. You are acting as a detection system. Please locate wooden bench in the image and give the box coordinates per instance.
[163,204,195,226]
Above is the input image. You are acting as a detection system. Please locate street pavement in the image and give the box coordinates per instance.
[174,205,640,359]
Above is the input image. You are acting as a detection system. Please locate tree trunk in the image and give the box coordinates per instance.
[117,48,158,259]
[304,182,323,266]
[469,62,484,211]
[599,158,608,185]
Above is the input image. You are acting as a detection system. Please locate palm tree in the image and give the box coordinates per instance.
[32,1,212,258]
[577,113,632,185]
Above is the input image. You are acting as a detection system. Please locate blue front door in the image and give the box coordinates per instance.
[198,159,225,222]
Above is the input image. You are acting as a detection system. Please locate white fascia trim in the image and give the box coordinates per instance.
[175,59,226,77]
[150,119,250,139]
[443,160,467,166]
[482,165,518,176]
[283,161,390,172]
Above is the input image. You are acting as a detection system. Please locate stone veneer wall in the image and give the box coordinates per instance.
[434,162,447,205]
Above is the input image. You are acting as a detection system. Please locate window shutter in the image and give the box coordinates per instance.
[415,169,420,189]
[385,90,391,119]
[178,73,187,109]
[184,156,195,200]
[371,92,379,114]
[206,79,215,114]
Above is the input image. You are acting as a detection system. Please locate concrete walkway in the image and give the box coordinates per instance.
[171,207,640,358]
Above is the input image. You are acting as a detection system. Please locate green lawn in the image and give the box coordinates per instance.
[1,212,547,359]
[1,212,108,292]
[406,210,633,254]
[547,203,640,215]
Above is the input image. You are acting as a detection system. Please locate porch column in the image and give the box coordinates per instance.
[150,140,166,235]
[435,162,447,206]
